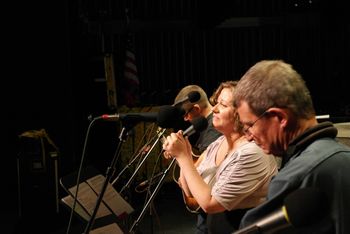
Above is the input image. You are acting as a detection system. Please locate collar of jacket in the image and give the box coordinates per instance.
[283,121,338,166]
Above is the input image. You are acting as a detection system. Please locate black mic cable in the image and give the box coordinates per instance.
[64,117,99,234]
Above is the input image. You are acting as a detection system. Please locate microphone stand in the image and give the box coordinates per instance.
[119,128,166,194]
[129,158,176,233]
[110,151,142,186]
[111,127,161,186]
[83,125,130,234]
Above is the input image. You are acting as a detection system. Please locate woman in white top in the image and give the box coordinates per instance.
[163,81,278,234]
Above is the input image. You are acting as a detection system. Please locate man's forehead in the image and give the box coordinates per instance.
[237,102,256,120]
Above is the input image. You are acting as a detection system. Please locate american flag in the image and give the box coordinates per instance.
[123,33,140,107]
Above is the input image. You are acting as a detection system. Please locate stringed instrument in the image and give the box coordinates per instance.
[174,153,202,213]
[182,190,201,213]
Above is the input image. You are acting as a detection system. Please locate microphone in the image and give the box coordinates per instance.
[135,171,164,191]
[173,91,201,107]
[233,187,325,234]
[95,105,185,128]
[183,116,208,137]
[157,105,186,128]
[97,112,158,123]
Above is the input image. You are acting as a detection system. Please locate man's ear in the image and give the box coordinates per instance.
[192,104,201,113]
[268,107,289,127]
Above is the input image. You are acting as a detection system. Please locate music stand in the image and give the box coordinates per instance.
[83,121,134,234]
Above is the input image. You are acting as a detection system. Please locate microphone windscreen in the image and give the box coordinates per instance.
[284,187,325,227]
[157,105,186,129]
[188,91,201,103]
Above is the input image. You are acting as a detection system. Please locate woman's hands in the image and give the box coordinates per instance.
[162,130,192,162]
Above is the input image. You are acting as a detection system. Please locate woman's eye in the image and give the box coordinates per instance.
[219,102,227,107]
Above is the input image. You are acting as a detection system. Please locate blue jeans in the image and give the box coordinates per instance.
[196,212,208,234]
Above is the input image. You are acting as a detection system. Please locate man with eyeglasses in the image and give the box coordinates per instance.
[233,60,350,234]
[174,85,222,234]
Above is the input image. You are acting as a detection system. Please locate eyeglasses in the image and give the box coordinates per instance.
[242,111,268,136]
[184,106,194,118]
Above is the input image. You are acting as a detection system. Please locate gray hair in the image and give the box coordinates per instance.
[233,60,315,118]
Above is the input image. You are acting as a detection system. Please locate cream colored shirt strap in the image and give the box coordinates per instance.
[197,136,278,211]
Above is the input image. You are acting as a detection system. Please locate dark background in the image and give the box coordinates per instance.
[5,0,349,233]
